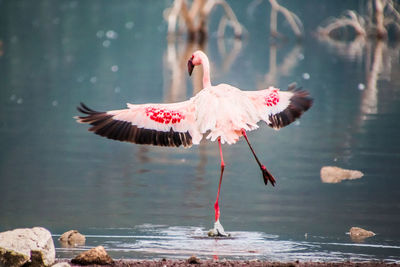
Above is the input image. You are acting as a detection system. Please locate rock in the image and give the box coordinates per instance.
[187,255,201,264]
[320,166,363,183]
[71,246,113,265]
[58,230,85,248]
[349,227,375,240]
[0,227,55,267]
[51,263,71,267]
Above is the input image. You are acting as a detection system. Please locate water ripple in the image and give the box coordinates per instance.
[55,224,400,262]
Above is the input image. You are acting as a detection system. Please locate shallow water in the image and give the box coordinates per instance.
[54,224,400,262]
[1,1,400,263]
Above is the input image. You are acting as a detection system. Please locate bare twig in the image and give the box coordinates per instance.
[203,0,243,37]
[165,0,244,41]
[317,11,366,36]
[269,0,303,38]
[317,0,400,39]
[375,0,388,38]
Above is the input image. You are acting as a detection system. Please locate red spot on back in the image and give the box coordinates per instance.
[145,107,185,124]
[264,89,280,107]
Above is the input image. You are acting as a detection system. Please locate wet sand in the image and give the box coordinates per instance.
[57,259,399,266]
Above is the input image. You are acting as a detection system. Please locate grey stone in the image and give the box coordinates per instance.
[51,263,71,267]
[58,230,85,248]
[71,246,113,265]
[187,255,201,264]
[0,227,55,267]
[349,226,375,241]
[321,166,363,183]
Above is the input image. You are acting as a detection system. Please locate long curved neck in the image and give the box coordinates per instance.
[199,52,211,88]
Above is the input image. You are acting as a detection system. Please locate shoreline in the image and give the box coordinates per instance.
[56,259,400,266]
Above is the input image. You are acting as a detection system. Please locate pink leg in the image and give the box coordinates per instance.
[214,137,225,222]
[241,129,276,186]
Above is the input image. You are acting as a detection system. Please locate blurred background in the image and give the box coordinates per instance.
[0,0,399,262]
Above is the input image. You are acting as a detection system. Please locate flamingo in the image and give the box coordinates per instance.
[75,50,313,236]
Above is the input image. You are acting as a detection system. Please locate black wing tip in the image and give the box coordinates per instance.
[76,102,102,115]
[75,102,193,148]
[95,123,193,148]
[268,87,313,129]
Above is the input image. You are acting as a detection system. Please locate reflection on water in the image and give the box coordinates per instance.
[55,224,400,262]
[258,43,302,89]
[317,35,400,118]
[1,1,400,263]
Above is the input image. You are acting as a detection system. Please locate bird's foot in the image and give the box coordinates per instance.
[208,219,230,237]
[261,165,276,186]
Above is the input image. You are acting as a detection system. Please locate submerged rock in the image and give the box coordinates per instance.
[58,230,85,247]
[0,227,55,267]
[71,245,113,265]
[320,166,363,183]
[349,227,375,241]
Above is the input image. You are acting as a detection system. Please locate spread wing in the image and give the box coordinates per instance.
[245,84,313,129]
[75,100,200,148]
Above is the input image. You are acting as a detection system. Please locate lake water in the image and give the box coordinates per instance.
[0,1,400,263]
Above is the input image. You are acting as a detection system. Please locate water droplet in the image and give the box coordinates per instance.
[114,86,121,93]
[52,100,58,107]
[333,157,338,162]
[102,40,111,48]
[358,83,365,90]
[125,21,134,29]
[17,98,23,104]
[111,65,119,72]
[90,76,97,83]
[302,73,310,80]
[106,30,118,39]
[96,30,104,38]
[298,54,305,60]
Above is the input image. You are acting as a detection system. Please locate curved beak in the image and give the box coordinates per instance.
[187,59,195,76]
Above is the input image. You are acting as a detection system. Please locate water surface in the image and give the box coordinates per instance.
[0,1,399,262]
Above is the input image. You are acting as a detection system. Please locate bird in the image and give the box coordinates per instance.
[75,50,313,236]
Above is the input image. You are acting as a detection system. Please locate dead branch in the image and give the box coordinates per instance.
[203,0,243,37]
[269,0,303,38]
[317,0,400,39]
[317,11,366,37]
[165,0,244,41]
[375,0,387,38]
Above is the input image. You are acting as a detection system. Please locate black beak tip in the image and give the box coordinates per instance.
[188,59,194,76]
